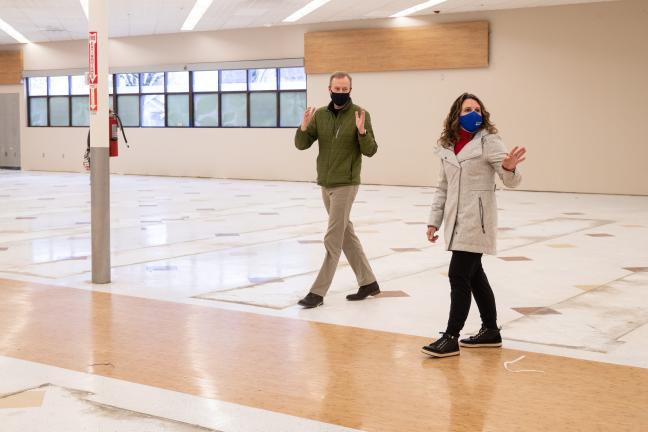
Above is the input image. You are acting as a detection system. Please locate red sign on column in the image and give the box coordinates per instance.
[88,31,98,113]
[89,86,98,113]
[88,32,98,85]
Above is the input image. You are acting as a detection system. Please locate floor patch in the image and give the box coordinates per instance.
[0,390,46,409]
[623,267,648,273]
[574,284,603,291]
[374,290,410,298]
[499,256,532,261]
[512,307,561,315]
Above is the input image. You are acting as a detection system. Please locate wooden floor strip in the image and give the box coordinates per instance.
[0,278,646,431]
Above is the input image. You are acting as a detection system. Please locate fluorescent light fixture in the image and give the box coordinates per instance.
[181,0,214,31]
[390,0,447,18]
[0,17,30,43]
[283,0,331,23]
[80,0,89,19]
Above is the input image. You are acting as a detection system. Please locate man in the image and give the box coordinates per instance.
[294,71,380,308]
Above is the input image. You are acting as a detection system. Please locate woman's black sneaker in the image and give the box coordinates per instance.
[421,333,460,358]
[459,327,502,348]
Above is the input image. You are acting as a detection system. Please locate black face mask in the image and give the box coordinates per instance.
[330,92,350,106]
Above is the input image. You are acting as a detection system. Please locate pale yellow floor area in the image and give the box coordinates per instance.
[1,278,646,431]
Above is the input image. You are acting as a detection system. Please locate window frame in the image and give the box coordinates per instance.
[26,65,307,129]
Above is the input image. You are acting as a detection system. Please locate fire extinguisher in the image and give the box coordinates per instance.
[84,110,128,170]
[109,110,128,158]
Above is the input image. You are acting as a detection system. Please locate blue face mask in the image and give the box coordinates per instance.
[459,111,483,133]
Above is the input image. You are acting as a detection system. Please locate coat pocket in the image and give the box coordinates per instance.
[470,183,493,236]
[478,197,486,234]
[472,190,496,237]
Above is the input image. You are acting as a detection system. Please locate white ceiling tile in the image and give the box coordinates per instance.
[0,0,621,45]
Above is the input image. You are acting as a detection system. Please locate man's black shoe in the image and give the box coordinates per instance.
[298,292,324,308]
[346,281,380,301]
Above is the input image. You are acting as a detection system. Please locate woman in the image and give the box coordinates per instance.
[422,93,527,358]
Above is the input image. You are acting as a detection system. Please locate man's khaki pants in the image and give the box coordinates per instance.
[310,185,376,297]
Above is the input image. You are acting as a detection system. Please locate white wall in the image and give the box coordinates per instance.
[15,0,648,195]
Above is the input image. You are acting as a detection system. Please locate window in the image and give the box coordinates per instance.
[139,73,166,127]
[193,71,218,92]
[48,76,69,96]
[29,98,48,126]
[250,93,277,127]
[220,70,247,92]
[27,65,306,128]
[117,73,139,94]
[279,67,307,90]
[167,94,190,127]
[141,72,164,94]
[141,95,165,127]
[28,77,47,96]
[221,93,247,127]
[70,75,89,95]
[194,94,218,127]
[71,96,90,127]
[248,68,277,91]
[49,97,70,126]
[280,92,306,127]
[167,72,189,93]
[165,72,189,127]
[117,95,140,127]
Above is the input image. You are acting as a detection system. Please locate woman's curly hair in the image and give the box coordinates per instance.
[438,93,498,148]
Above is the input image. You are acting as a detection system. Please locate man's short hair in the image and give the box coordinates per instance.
[329,71,352,87]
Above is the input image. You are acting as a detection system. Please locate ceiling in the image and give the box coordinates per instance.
[0,0,617,45]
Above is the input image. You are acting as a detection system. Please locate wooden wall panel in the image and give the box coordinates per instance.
[0,50,23,85]
[305,21,489,74]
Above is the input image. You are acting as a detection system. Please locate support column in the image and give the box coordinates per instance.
[89,0,110,284]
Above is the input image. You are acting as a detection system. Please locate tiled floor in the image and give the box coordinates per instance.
[1,169,647,431]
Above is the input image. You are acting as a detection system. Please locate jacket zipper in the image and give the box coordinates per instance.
[448,167,461,250]
[333,115,352,181]
[479,197,485,234]
[325,111,336,185]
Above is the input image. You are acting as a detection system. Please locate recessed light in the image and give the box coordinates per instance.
[0,17,30,43]
[283,0,331,23]
[390,0,447,18]
[79,0,89,19]
[181,0,215,31]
